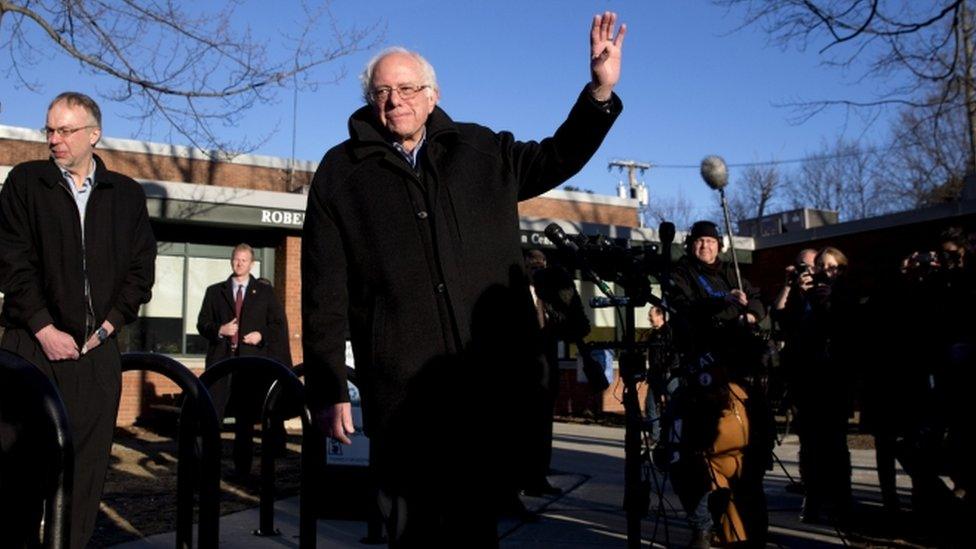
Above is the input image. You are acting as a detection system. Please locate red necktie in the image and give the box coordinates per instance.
[232,285,243,348]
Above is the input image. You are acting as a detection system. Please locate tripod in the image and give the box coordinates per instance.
[641,375,689,548]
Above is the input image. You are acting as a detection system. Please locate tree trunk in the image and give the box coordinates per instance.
[960,0,976,176]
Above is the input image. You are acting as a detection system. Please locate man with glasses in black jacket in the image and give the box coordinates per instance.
[0,92,156,548]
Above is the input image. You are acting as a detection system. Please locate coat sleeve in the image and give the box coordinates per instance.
[267,291,293,367]
[105,184,156,330]
[197,287,221,343]
[0,169,55,333]
[258,287,285,352]
[505,86,622,201]
[302,165,351,410]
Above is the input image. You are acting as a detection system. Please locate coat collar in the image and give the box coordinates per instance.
[40,153,113,189]
[346,105,459,163]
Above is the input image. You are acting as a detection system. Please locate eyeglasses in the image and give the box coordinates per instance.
[368,84,430,103]
[41,125,96,138]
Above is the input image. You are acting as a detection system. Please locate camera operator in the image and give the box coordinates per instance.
[665,220,774,548]
[934,228,976,511]
[771,248,816,314]
[773,246,855,524]
[770,248,816,423]
[876,228,975,522]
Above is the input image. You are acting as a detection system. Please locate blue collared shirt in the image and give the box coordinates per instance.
[58,159,96,237]
[392,130,426,169]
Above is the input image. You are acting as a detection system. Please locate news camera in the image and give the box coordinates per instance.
[543,223,666,312]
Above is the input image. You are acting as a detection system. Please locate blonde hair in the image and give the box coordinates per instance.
[816,246,848,270]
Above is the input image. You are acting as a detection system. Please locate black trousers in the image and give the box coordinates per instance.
[527,349,559,487]
[1,328,121,549]
[209,366,279,475]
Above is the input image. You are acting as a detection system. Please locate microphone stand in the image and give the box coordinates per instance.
[717,187,743,291]
[618,285,647,549]
[547,223,646,548]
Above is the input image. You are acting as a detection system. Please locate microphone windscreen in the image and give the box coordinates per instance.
[700,155,729,190]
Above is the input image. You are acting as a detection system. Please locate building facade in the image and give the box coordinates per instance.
[1,125,646,423]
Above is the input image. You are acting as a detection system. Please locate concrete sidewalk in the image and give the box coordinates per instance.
[112,421,912,548]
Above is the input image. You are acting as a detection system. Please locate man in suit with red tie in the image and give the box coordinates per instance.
[197,242,290,477]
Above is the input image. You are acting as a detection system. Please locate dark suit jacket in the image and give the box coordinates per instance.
[197,275,288,367]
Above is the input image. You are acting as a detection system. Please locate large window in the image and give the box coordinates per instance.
[119,242,270,355]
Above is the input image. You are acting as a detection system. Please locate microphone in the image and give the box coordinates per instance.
[544,223,579,253]
[544,223,615,298]
[659,221,675,250]
[658,221,675,295]
[699,154,743,290]
[700,155,729,190]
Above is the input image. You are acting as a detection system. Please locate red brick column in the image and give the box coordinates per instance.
[276,235,303,366]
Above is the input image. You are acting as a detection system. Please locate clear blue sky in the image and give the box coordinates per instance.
[1,0,895,222]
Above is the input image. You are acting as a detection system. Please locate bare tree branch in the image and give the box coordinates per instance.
[0,0,383,154]
[720,0,976,196]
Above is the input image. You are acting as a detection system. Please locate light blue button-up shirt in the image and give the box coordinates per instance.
[58,159,97,237]
[392,130,426,169]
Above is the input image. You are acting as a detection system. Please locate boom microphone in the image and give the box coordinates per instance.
[700,155,729,190]
[699,154,743,290]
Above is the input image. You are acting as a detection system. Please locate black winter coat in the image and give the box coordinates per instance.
[0,156,156,345]
[302,88,621,434]
[670,255,765,357]
[197,275,289,367]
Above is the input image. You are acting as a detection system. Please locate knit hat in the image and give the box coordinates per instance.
[689,220,720,241]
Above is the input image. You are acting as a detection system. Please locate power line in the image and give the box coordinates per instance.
[650,144,898,170]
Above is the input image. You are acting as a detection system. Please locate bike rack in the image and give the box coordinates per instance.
[121,353,221,549]
[0,349,74,549]
[253,362,304,538]
[197,356,322,549]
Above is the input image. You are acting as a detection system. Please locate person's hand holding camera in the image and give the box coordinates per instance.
[902,250,940,273]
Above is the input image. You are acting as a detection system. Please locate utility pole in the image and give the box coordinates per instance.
[608,159,652,227]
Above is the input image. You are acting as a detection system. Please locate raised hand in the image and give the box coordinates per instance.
[590,11,627,101]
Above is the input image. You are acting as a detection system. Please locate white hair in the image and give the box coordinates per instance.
[360,47,439,104]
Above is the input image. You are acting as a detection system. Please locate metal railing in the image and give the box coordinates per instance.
[122,353,221,549]
[0,349,74,549]
[198,356,322,549]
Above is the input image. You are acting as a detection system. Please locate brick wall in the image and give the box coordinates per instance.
[0,138,315,192]
[556,365,647,417]
[117,366,204,426]
[277,236,304,365]
[520,195,638,227]
[0,139,47,166]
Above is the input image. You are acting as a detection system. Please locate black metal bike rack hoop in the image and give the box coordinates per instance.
[121,353,221,549]
[197,356,322,549]
[0,349,74,549]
